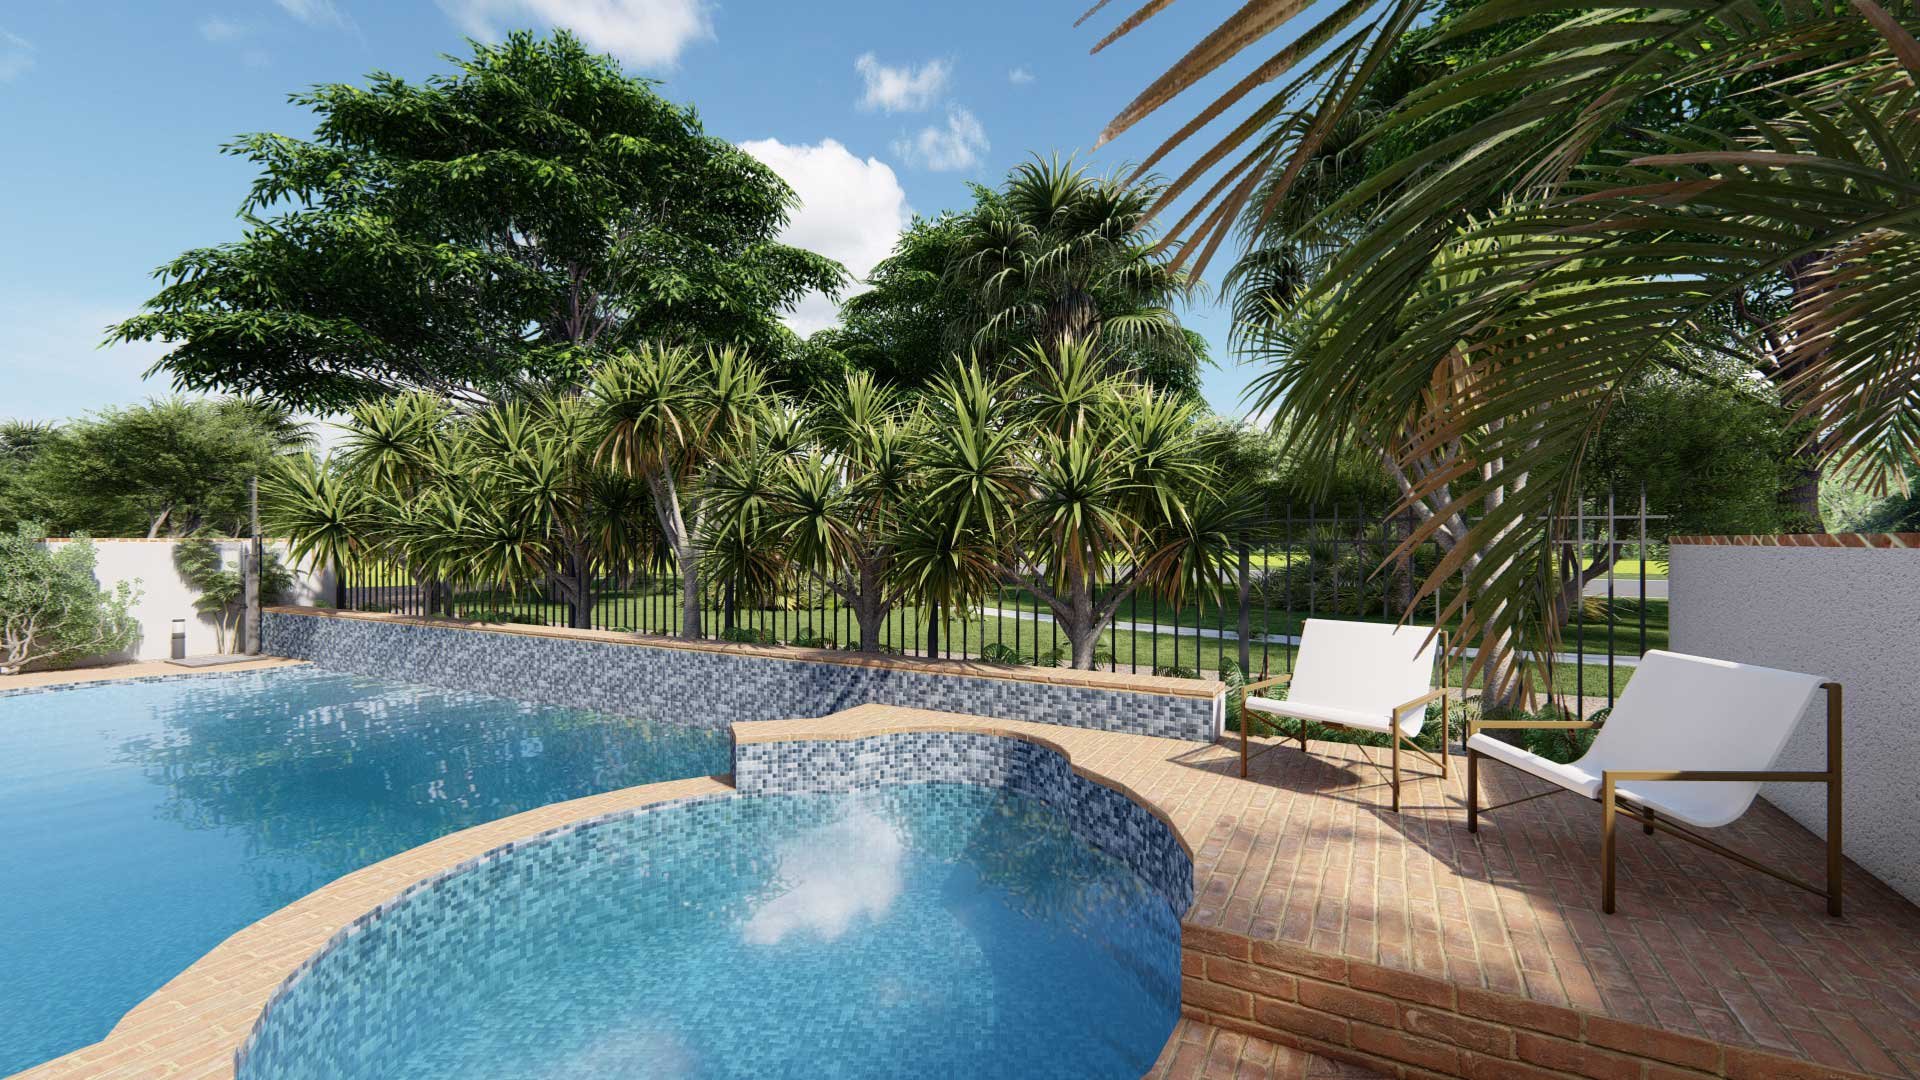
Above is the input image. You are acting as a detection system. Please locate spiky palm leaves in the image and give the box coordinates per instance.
[589,343,769,638]
[948,155,1193,354]
[1096,0,1920,690]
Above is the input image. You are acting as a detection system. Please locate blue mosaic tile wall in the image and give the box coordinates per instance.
[735,731,1194,916]
[262,611,1220,742]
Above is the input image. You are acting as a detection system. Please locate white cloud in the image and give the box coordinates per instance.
[892,107,988,172]
[1008,66,1034,86]
[274,0,348,27]
[854,53,949,113]
[439,0,713,68]
[0,29,34,83]
[738,137,911,335]
[199,16,249,43]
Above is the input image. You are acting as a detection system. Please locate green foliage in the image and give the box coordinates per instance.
[719,626,776,645]
[0,526,140,674]
[827,159,1204,398]
[111,31,845,409]
[1587,369,1798,536]
[0,398,308,538]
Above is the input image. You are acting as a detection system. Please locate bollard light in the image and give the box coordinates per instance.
[170,619,187,660]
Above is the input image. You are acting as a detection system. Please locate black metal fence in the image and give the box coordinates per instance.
[335,492,1667,716]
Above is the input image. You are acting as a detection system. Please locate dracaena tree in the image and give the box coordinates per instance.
[589,343,769,639]
[905,341,1257,669]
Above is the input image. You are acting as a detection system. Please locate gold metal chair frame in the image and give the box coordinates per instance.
[1465,682,1843,917]
[1237,632,1451,813]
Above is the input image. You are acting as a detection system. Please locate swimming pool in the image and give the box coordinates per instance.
[0,668,730,1074]
[239,783,1182,1080]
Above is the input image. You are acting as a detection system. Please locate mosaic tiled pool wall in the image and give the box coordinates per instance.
[735,731,1194,916]
[262,610,1220,742]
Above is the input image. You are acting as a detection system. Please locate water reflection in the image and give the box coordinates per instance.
[0,668,729,1075]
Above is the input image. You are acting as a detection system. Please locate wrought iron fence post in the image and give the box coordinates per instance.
[1236,541,1252,677]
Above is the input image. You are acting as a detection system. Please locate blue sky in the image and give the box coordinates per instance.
[0,0,1278,424]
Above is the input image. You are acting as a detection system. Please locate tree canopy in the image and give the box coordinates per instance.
[820,158,1207,400]
[111,31,846,409]
[0,398,310,538]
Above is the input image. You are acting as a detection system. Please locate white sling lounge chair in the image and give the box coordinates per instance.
[1465,650,1843,916]
[1238,618,1449,812]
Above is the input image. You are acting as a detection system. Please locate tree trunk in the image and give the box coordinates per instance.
[1780,449,1823,531]
[678,545,701,640]
[852,563,890,653]
[1045,288,1101,346]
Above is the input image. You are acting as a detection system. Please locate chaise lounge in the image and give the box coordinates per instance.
[1465,650,1842,915]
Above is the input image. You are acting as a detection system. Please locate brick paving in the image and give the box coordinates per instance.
[12,703,1919,1080]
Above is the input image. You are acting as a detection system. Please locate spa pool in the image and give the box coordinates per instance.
[238,782,1182,1080]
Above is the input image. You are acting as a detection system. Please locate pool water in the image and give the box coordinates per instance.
[0,668,730,1074]
[241,783,1182,1080]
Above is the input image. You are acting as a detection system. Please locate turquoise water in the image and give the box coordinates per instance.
[0,668,730,1075]
[241,783,1182,1080]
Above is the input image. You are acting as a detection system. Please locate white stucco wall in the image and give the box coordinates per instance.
[1669,540,1920,904]
[41,539,334,663]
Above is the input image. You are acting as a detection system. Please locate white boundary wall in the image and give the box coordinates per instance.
[40,539,334,664]
[1669,539,1920,904]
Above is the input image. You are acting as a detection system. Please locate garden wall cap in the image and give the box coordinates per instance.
[263,606,1226,699]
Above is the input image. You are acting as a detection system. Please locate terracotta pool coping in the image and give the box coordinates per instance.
[0,657,305,694]
[264,605,1225,699]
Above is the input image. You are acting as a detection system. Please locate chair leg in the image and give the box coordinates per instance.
[1391,731,1402,813]
[1467,747,1479,833]
[1643,807,1656,836]
[1825,683,1844,918]
[1239,693,1250,779]
[1601,778,1618,914]
[1440,695,1450,781]
[1298,715,1308,753]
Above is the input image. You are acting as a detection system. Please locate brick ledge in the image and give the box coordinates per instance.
[1179,925,1872,1080]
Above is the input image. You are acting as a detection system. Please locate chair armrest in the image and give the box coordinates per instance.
[1238,674,1292,697]
[1394,687,1449,714]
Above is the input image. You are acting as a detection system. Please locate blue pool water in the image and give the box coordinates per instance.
[0,668,730,1074]
[241,783,1182,1080]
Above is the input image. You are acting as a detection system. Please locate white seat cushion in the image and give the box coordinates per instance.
[1246,696,1401,736]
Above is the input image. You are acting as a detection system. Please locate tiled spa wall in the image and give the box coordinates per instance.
[234,731,1192,1080]
[262,609,1221,742]
[734,730,1194,915]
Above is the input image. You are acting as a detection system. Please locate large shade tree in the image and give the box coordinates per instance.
[112,31,845,410]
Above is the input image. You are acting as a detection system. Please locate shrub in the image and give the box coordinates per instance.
[172,539,294,653]
[0,525,140,674]
[720,626,776,645]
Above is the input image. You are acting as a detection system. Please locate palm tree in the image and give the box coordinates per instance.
[590,343,768,639]
[948,155,1194,356]
[907,342,1250,669]
[1092,0,1920,686]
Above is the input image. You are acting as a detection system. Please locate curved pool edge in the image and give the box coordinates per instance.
[8,706,1208,1080]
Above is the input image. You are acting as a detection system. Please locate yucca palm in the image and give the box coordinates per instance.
[590,342,768,638]
[948,154,1194,354]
